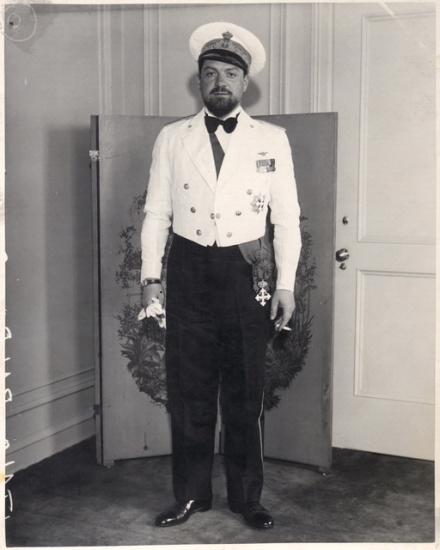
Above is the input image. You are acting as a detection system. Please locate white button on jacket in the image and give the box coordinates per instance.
[141,108,302,291]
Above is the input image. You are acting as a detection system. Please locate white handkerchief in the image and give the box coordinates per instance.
[138,297,166,328]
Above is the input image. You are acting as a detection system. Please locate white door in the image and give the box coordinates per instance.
[331,3,435,459]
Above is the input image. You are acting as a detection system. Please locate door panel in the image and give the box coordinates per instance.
[93,113,337,468]
[331,4,435,459]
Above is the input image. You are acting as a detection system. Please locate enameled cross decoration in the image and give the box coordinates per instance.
[255,279,271,306]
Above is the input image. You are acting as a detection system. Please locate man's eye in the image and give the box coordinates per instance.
[227,72,237,78]
[204,71,215,78]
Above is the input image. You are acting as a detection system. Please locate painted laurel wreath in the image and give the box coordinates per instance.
[116,194,316,411]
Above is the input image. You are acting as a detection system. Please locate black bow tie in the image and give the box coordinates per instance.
[205,113,239,134]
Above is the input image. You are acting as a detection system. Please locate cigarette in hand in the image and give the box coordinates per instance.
[274,319,292,332]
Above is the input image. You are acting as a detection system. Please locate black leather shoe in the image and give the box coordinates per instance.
[155,499,212,527]
[229,501,274,529]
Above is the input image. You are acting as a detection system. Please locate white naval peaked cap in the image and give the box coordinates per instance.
[189,22,266,76]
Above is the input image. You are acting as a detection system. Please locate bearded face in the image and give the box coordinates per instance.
[199,59,249,118]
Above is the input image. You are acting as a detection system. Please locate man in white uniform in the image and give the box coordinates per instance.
[141,22,302,530]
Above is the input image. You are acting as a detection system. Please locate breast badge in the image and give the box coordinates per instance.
[256,158,276,173]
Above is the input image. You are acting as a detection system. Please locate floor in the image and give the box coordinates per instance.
[6,437,434,546]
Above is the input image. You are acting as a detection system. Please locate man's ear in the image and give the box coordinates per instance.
[243,74,250,92]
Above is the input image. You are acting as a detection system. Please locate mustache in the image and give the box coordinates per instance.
[210,87,231,95]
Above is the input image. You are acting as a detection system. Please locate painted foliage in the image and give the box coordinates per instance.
[116,193,316,411]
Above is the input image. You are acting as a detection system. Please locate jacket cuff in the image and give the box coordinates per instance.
[275,272,295,292]
[275,284,294,292]
[140,263,162,284]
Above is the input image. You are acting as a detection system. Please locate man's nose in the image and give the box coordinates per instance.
[215,73,227,86]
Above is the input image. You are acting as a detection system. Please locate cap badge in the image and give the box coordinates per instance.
[221,31,233,46]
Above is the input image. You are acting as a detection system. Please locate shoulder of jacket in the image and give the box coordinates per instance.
[161,114,197,132]
[253,118,287,134]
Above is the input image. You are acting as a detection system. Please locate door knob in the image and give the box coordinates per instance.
[335,248,350,262]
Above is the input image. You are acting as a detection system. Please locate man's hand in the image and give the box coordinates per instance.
[141,283,164,309]
[270,289,295,332]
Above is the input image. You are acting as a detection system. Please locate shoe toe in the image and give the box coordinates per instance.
[239,504,274,530]
[154,499,211,527]
[255,511,274,529]
[155,511,178,527]
[247,510,273,529]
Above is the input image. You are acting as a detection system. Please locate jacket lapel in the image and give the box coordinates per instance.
[181,109,217,192]
[217,110,256,187]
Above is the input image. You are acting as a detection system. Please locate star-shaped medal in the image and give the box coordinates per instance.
[251,193,266,213]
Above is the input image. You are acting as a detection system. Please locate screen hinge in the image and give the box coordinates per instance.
[89,149,100,162]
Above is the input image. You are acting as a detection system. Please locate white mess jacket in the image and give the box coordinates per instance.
[140,108,302,291]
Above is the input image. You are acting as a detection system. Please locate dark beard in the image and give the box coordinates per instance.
[203,94,239,118]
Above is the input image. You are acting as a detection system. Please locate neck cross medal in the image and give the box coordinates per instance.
[255,279,271,306]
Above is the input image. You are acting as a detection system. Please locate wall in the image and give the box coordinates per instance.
[5,5,100,471]
[145,3,313,116]
[6,3,321,472]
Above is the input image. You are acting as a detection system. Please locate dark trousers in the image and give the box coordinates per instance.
[165,234,271,505]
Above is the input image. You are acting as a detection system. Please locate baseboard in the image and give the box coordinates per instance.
[6,369,96,473]
[7,412,95,473]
